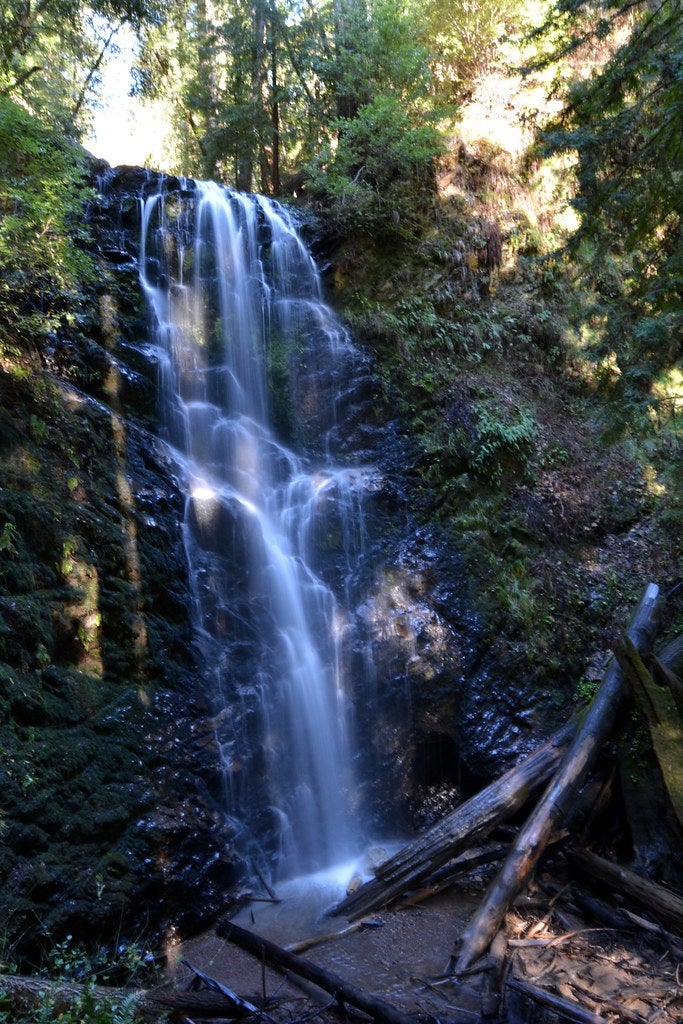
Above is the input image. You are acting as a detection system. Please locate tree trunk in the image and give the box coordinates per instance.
[330,722,575,920]
[451,582,660,974]
[270,11,281,194]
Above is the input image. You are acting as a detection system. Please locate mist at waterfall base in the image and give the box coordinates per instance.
[139,179,389,912]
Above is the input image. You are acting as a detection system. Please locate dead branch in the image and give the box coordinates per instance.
[451,583,661,974]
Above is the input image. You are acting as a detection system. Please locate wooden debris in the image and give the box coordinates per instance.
[569,848,683,936]
[285,920,370,956]
[656,634,683,677]
[330,721,575,920]
[0,973,256,1020]
[506,976,607,1024]
[216,920,430,1024]
[614,633,683,827]
[180,958,273,1020]
[653,655,683,711]
[394,844,507,909]
[480,929,507,1019]
[450,582,661,974]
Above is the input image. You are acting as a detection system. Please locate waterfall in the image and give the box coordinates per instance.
[139,180,374,878]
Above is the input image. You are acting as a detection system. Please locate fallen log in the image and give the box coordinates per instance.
[0,973,251,1020]
[330,721,575,920]
[653,655,683,712]
[285,919,370,955]
[569,848,683,936]
[181,958,274,1019]
[480,929,507,1019]
[657,633,683,676]
[217,920,442,1024]
[450,582,661,974]
[614,634,683,827]
[394,844,508,910]
[506,977,607,1024]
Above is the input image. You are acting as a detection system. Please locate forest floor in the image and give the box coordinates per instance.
[173,862,682,1024]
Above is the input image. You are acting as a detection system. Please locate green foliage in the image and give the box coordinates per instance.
[0,934,154,1023]
[0,522,18,556]
[324,0,434,112]
[470,402,538,482]
[134,0,443,189]
[0,982,138,1024]
[538,0,683,414]
[0,96,95,349]
[575,674,600,704]
[307,94,442,232]
[418,0,529,93]
[0,0,161,136]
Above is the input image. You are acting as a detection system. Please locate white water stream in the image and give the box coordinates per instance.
[139,181,374,879]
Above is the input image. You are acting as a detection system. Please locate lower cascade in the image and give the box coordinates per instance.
[139,180,374,879]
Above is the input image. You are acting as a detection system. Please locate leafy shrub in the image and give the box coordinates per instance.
[307,94,442,233]
[0,96,95,351]
[470,401,538,482]
[0,934,154,1023]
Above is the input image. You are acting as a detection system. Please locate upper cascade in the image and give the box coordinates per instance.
[139,180,374,877]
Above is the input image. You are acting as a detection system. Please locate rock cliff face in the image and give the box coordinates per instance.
[0,164,550,958]
[0,165,241,957]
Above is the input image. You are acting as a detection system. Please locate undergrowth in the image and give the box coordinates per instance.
[328,84,681,668]
[0,934,156,1023]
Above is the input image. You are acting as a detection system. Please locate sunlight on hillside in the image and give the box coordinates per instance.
[456,70,563,158]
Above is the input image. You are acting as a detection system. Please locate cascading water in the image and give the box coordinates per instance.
[139,180,375,879]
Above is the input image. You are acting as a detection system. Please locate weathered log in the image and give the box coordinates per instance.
[657,633,683,676]
[285,919,369,955]
[331,722,574,920]
[569,848,683,936]
[571,888,633,930]
[0,973,251,1020]
[217,920,441,1024]
[506,977,607,1024]
[615,632,683,874]
[451,582,660,974]
[614,634,683,826]
[480,929,507,1019]
[181,958,274,1019]
[653,655,683,711]
[394,845,508,910]
[654,634,683,718]
[573,883,683,960]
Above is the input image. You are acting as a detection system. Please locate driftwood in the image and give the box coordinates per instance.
[569,848,683,936]
[331,722,574,920]
[506,977,607,1024]
[285,919,371,955]
[480,929,507,1019]
[654,655,683,712]
[217,920,438,1024]
[657,633,683,676]
[451,582,661,974]
[181,957,274,1019]
[394,844,508,910]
